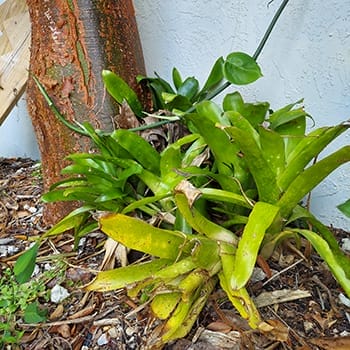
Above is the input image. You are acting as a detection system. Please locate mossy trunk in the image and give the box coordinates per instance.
[26,0,148,224]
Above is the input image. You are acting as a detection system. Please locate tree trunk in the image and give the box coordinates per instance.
[26,0,148,224]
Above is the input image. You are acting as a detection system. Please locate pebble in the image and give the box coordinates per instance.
[97,333,109,346]
[341,238,350,252]
[50,284,70,303]
[251,267,266,283]
[339,293,350,307]
[125,326,135,336]
[23,203,37,213]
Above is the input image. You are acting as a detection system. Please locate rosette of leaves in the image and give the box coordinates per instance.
[16,50,350,349]
[88,55,350,345]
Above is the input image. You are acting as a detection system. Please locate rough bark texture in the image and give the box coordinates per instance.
[26,0,148,224]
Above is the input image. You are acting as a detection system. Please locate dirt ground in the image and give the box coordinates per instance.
[1,157,350,349]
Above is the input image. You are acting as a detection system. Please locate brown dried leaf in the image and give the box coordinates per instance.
[206,321,232,333]
[115,101,140,129]
[311,311,334,331]
[49,304,64,320]
[50,324,71,338]
[15,210,31,218]
[175,180,202,207]
[66,267,93,284]
[99,237,128,270]
[197,329,241,349]
[310,336,350,349]
[68,304,96,320]
[259,319,290,343]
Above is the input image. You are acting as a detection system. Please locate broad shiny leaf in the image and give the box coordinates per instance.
[102,70,143,117]
[231,202,279,290]
[223,52,262,85]
[14,242,40,284]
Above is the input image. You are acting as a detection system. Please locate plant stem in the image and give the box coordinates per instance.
[200,0,290,104]
[130,0,290,132]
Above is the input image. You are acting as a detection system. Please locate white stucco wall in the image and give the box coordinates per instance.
[1,0,350,228]
[0,95,40,159]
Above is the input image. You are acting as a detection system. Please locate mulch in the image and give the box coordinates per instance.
[1,157,350,349]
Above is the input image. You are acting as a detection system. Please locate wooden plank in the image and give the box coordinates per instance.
[0,0,30,125]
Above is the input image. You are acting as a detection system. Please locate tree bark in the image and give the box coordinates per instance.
[26,0,148,224]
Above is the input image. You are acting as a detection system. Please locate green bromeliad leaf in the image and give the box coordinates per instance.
[278,145,350,218]
[293,229,350,297]
[278,123,349,191]
[199,56,225,98]
[112,129,161,175]
[231,202,279,290]
[100,213,190,260]
[175,181,238,245]
[225,125,280,203]
[102,70,143,117]
[86,259,171,292]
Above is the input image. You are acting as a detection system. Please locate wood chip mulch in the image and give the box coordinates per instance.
[1,157,350,350]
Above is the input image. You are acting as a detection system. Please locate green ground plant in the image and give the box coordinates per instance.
[14,0,350,347]
[0,267,49,346]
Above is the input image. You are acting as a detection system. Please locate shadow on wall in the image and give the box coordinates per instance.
[0,95,40,160]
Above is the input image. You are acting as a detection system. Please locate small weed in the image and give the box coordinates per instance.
[0,259,66,346]
[30,162,43,181]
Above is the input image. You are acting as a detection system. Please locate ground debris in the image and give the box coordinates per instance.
[1,158,350,349]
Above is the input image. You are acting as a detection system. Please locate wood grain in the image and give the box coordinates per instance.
[0,0,30,125]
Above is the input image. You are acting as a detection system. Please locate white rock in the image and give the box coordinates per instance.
[31,264,40,277]
[50,284,70,303]
[339,293,350,307]
[125,326,135,337]
[23,203,37,213]
[341,238,350,252]
[250,267,266,283]
[97,333,109,346]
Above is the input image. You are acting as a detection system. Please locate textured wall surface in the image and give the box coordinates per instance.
[0,96,39,159]
[1,0,350,228]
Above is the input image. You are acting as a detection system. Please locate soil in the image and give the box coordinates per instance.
[1,157,350,350]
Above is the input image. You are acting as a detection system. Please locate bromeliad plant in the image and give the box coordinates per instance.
[18,53,350,348]
[15,5,350,348]
[84,81,350,347]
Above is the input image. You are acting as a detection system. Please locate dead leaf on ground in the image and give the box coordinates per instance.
[50,324,71,338]
[259,319,290,343]
[309,336,350,349]
[206,321,232,333]
[68,304,96,320]
[254,288,312,307]
[49,304,64,320]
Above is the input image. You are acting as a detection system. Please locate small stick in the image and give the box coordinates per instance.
[262,258,304,287]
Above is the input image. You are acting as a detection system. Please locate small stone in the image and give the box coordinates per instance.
[0,245,20,257]
[23,204,37,213]
[44,263,53,271]
[97,333,109,346]
[31,264,40,277]
[339,293,350,307]
[251,267,266,283]
[50,284,70,303]
[341,238,350,252]
[303,321,314,333]
[125,326,135,336]
[108,327,119,338]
